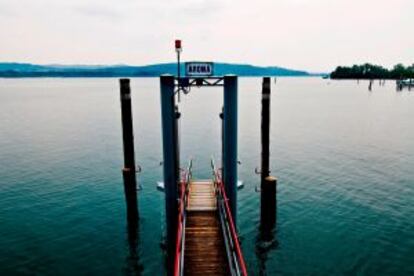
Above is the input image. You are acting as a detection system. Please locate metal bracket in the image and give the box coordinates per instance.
[255,167,271,175]
[174,77,224,88]
[135,165,142,190]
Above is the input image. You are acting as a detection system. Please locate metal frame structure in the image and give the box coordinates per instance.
[160,75,181,266]
[160,74,239,271]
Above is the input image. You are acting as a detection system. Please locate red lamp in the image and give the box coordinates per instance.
[175,39,182,52]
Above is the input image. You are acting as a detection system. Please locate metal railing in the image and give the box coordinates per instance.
[211,158,248,276]
[174,160,192,276]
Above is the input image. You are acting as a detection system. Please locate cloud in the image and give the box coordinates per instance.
[0,0,413,71]
[0,2,15,17]
[73,4,124,21]
[180,0,223,17]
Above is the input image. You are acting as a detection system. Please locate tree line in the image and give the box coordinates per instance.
[330,63,414,79]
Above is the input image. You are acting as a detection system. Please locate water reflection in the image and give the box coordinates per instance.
[256,194,279,275]
[256,229,279,275]
[124,219,143,275]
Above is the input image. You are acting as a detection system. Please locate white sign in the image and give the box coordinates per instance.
[185,62,214,77]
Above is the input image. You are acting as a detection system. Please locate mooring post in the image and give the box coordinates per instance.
[262,176,277,228]
[261,77,271,182]
[119,78,139,222]
[223,75,238,224]
[160,75,180,267]
[260,77,277,228]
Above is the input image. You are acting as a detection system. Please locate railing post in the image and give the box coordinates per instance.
[160,75,180,271]
[119,78,139,222]
[223,75,238,224]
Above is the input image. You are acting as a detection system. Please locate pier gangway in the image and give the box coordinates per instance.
[174,159,248,276]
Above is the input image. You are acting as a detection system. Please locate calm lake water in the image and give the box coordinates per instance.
[0,77,413,275]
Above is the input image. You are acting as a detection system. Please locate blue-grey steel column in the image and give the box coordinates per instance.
[160,75,179,264]
[223,75,238,223]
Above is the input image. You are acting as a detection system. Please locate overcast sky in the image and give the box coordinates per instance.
[0,0,413,72]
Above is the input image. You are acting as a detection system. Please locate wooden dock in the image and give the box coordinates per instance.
[184,181,229,275]
[187,181,216,211]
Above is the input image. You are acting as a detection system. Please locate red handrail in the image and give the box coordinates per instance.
[173,170,187,276]
[174,162,247,276]
[215,170,248,276]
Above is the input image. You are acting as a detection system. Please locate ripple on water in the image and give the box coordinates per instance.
[0,78,413,275]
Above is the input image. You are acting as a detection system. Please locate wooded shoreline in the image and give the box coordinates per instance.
[330,63,414,79]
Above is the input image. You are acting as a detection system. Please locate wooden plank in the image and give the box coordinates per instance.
[184,211,229,275]
[187,180,216,211]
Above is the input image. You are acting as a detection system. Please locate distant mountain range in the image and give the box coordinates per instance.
[0,62,317,77]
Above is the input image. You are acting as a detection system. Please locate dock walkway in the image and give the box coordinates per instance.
[184,180,228,275]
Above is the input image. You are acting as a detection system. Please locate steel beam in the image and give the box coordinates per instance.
[223,75,238,224]
[160,75,180,267]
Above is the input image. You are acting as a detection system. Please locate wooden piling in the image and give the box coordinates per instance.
[369,79,373,91]
[262,176,277,228]
[261,77,271,181]
[260,77,276,228]
[120,78,139,222]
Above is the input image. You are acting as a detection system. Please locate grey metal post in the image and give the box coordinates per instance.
[223,75,238,223]
[119,78,139,222]
[160,75,180,266]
